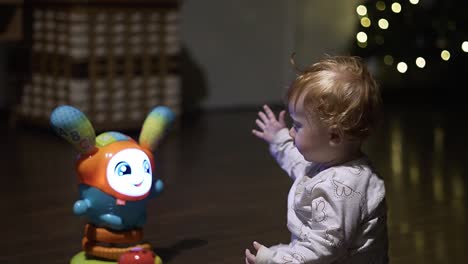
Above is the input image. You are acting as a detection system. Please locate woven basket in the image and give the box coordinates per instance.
[18,0,181,131]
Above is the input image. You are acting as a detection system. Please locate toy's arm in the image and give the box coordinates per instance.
[100,214,123,228]
[73,199,91,215]
[149,179,164,199]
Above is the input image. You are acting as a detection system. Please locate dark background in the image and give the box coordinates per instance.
[0,1,466,263]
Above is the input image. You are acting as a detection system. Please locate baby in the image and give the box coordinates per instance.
[246,56,388,264]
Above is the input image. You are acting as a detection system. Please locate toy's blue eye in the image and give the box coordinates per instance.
[115,161,132,176]
[143,160,151,174]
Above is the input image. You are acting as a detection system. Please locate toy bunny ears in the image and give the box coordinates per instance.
[50,105,175,154]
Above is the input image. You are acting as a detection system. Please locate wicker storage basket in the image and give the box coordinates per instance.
[18,0,181,131]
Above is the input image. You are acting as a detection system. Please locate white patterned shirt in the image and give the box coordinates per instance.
[256,129,388,264]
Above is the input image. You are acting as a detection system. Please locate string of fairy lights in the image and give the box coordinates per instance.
[355,0,468,73]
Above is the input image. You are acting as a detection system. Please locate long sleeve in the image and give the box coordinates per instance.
[256,168,364,264]
[269,128,312,180]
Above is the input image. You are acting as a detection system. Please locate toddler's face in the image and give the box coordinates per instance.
[288,95,335,164]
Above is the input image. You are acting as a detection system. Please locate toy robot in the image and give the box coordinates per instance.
[50,105,174,264]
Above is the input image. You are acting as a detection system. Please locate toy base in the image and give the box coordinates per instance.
[70,251,162,264]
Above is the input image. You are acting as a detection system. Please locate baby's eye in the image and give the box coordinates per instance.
[143,160,151,174]
[115,161,132,176]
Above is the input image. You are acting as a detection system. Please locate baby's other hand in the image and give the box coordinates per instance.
[252,105,286,143]
[245,241,264,264]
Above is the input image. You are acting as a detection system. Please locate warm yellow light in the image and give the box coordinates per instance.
[361,17,371,27]
[384,55,394,65]
[357,41,368,48]
[356,5,367,16]
[391,3,402,13]
[441,50,451,61]
[397,62,408,73]
[378,19,389,29]
[356,32,368,43]
[409,0,419,4]
[376,1,386,11]
[451,168,464,199]
[462,41,468,52]
[415,57,426,68]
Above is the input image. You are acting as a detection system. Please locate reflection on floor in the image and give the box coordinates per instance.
[0,104,466,264]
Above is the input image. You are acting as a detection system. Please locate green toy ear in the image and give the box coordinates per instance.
[139,106,175,151]
[50,105,97,155]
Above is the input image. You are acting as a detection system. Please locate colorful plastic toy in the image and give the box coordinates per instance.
[50,105,174,264]
[118,247,156,264]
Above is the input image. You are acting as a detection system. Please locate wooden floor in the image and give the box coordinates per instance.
[0,103,466,264]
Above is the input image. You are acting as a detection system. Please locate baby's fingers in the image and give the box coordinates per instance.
[253,241,264,251]
[245,249,256,264]
[258,111,269,124]
[263,105,276,120]
[255,119,265,130]
[278,110,286,126]
[252,129,264,138]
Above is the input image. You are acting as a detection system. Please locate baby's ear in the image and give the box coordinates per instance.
[139,106,175,151]
[328,125,343,146]
[50,105,97,155]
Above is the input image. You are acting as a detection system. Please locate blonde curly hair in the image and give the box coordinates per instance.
[287,55,383,140]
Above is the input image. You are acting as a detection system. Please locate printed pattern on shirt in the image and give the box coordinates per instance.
[331,177,361,200]
[312,198,327,223]
[281,252,306,264]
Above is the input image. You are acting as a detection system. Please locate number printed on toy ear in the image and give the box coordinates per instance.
[57,127,68,137]
[71,131,81,141]
[50,105,97,154]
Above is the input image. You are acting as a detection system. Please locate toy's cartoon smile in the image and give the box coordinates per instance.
[134,181,143,187]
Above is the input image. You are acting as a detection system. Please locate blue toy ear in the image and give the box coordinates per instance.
[50,105,97,155]
[139,106,175,151]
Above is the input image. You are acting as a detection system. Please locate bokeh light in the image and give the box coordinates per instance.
[461,41,468,52]
[415,57,426,68]
[397,62,408,73]
[441,50,451,61]
[376,1,386,11]
[384,55,394,65]
[391,3,402,13]
[357,5,367,16]
[378,19,389,29]
[357,32,368,43]
[358,41,368,48]
[361,17,371,27]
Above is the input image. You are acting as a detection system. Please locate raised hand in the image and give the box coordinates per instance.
[252,105,286,143]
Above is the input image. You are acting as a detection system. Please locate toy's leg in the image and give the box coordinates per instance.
[84,224,143,243]
[73,224,163,263]
[83,236,152,260]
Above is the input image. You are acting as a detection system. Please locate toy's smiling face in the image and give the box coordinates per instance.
[106,148,153,197]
